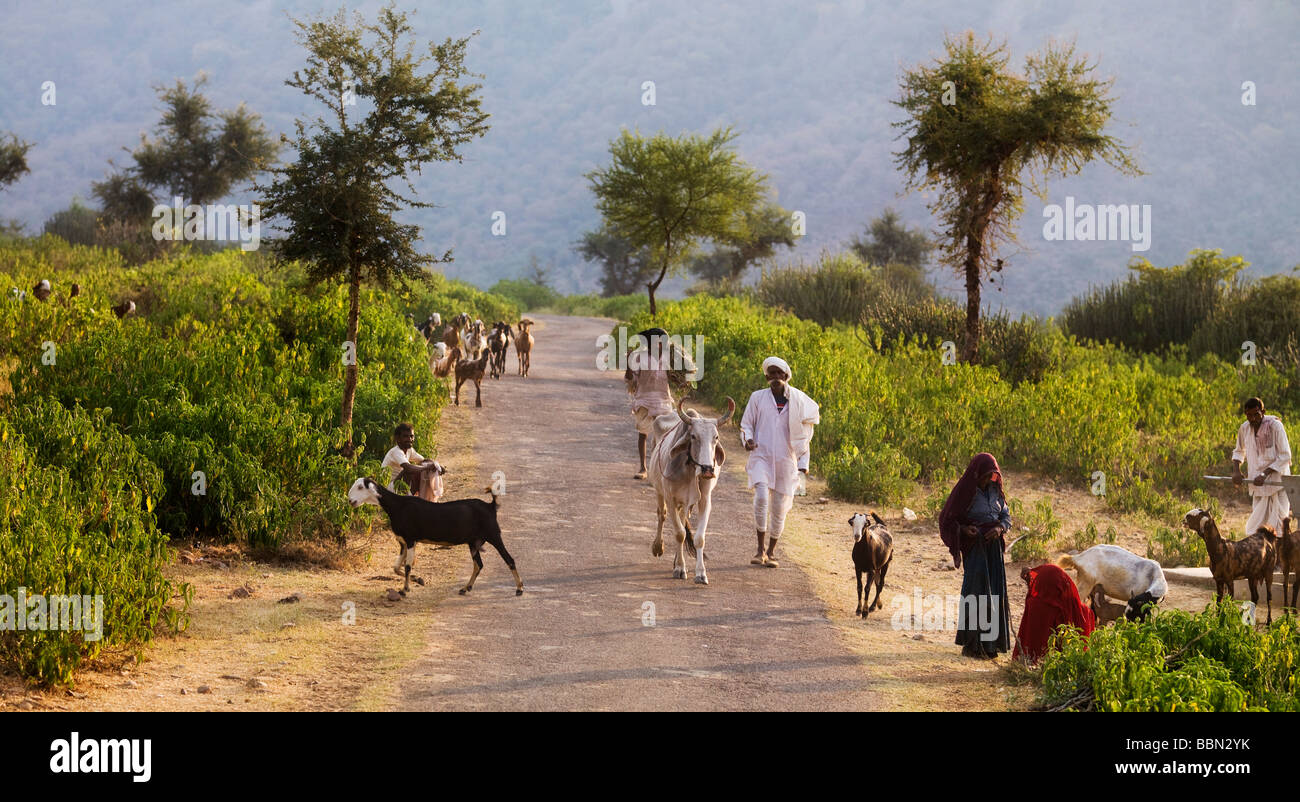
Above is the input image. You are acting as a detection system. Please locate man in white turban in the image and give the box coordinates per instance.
[1232,397,1292,534]
[739,356,819,568]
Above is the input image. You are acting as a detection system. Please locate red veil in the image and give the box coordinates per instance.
[1013,564,1095,662]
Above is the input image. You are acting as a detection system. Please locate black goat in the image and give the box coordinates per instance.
[849,511,893,619]
[348,477,522,596]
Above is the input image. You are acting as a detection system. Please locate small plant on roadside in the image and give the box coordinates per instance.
[1146,525,1208,568]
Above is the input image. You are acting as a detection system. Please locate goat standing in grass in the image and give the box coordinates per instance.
[348,478,522,596]
[849,512,892,619]
[1184,508,1277,624]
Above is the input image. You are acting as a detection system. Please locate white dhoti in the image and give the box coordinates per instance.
[1245,490,1291,535]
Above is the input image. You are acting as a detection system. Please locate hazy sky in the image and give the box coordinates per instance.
[2,0,1297,313]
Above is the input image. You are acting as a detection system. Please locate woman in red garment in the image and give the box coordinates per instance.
[1013,563,1096,663]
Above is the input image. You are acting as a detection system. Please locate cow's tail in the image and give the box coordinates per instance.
[682,517,697,557]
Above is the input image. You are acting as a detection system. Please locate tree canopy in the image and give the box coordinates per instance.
[894,33,1141,359]
[586,127,767,314]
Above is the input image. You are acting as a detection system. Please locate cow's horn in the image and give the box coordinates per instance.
[677,397,692,424]
[716,397,735,426]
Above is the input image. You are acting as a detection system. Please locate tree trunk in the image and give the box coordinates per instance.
[647,236,671,318]
[339,261,361,458]
[962,231,983,363]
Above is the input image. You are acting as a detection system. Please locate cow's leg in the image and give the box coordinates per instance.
[461,541,485,594]
[670,504,688,579]
[652,492,667,557]
[855,570,864,616]
[692,494,712,584]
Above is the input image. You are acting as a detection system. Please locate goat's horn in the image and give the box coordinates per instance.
[716,396,735,426]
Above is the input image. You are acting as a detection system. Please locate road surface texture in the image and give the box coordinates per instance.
[400,315,879,711]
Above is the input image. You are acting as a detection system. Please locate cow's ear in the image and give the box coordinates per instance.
[714,442,725,467]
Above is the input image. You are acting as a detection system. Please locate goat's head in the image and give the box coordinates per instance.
[1124,591,1160,622]
[347,477,382,507]
[1183,508,1218,540]
[673,397,733,480]
[849,512,869,542]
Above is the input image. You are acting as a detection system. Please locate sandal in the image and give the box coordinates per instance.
[750,555,766,566]
[764,556,779,568]
[633,470,647,480]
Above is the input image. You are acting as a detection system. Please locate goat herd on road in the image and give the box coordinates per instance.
[411,311,535,407]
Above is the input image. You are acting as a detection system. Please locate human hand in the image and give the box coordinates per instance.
[1253,473,1267,487]
[961,525,979,537]
[745,439,756,451]
[1232,467,1243,487]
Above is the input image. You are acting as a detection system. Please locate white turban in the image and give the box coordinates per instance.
[762,356,791,379]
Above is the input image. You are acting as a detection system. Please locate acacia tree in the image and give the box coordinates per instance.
[894,33,1141,360]
[257,6,489,456]
[688,200,796,288]
[93,76,278,223]
[0,133,32,191]
[847,208,932,271]
[586,127,766,315]
[575,227,656,297]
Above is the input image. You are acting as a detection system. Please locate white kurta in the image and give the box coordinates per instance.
[1232,415,1292,532]
[740,389,810,496]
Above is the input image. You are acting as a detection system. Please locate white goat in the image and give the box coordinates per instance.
[1056,544,1167,621]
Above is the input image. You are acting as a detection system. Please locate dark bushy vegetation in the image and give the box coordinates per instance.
[0,237,516,683]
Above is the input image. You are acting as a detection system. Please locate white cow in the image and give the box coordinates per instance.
[648,397,735,584]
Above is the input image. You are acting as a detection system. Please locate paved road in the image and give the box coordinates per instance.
[400,315,879,711]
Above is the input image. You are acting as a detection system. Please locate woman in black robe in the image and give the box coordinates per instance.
[939,452,1012,659]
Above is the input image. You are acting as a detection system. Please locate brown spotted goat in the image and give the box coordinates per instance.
[849,512,893,619]
[1183,508,1278,624]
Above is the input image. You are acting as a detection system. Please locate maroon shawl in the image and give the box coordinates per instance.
[938,452,1004,569]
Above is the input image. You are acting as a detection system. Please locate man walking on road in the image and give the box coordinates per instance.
[1232,397,1292,533]
[740,356,819,568]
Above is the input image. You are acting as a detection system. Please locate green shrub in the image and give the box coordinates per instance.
[1146,525,1208,568]
[1063,521,1118,552]
[0,400,188,685]
[484,278,557,314]
[1061,249,1247,353]
[1038,601,1299,711]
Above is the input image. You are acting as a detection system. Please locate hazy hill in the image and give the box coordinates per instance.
[1,0,1296,314]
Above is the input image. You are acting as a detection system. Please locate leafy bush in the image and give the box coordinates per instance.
[1146,525,1209,568]
[1063,521,1119,553]
[1062,249,1247,353]
[0,399,188,685]
[1038,601,1299,711]
[488,278,561,312]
